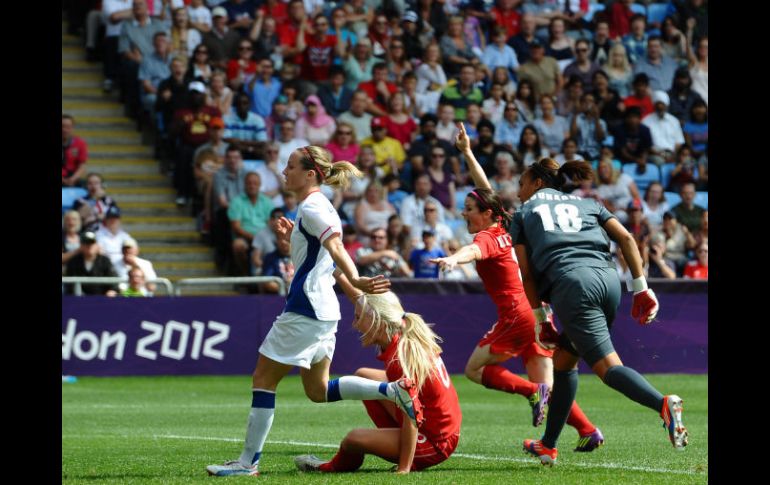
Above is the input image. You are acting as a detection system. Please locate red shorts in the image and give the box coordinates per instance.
[363,400,459,471]
[478,306,554,362]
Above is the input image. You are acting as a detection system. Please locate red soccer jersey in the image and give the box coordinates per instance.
[473,225,528,319]
[378,334,462,443]
[302,33,338,81]
[683,261,708,279]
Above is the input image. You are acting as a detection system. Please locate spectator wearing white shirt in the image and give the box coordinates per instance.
[642,90,685,165]
[113,238,158,294]
[187,0,212,33]
[95,206,133,266]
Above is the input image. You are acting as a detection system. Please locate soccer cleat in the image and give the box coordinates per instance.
[294,454,326,472]
[391,378,418,427]
[523,439,558,466]
[206,460,259,477]
[661,395,688,450]
[528,383,551,427]
[574,428,604,452]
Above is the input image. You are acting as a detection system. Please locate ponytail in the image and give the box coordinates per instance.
[529,158,593,190]
[297,146,363,189]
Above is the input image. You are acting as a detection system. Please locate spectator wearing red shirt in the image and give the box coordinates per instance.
[491,0,522,39]
[62,114,88,187]
[171,82,222,205]
[298,14,345,82]
[382,92,417,149]
[609,0,634,39]
[357,62,397,117]
[226,39,258,92]
[683,242,707,279]
[623,73,654,118]
[277,0,311,66]
[258,0,288,25]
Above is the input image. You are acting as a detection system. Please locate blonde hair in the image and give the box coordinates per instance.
[595,158,619,185]
[63,210,82,232]
[335,121,358,144]
[297,145,363,190]
[358,292,443,389]
[607,43,631,73]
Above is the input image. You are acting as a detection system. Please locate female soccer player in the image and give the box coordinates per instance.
[294,270,462,474]
[512,158,688,466]
[207,146,416,477]
[431,124,603,452]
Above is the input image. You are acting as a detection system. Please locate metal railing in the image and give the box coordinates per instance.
[174,276,287,296]
[61,277,175,296]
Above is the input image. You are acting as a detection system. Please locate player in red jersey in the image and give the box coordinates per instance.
[430,123,604,452]
[294,270,462,474]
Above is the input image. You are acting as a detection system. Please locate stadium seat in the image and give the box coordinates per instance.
[455,187,472,211]
[694,191,708,209]
[591,159,622,172]
[660,163,676,189]
[62,187,88,213]
[621,163,660,192]
[664,191,681,207]
[630,3,647,16]
[584,3,605,22]
[242,160,265,173]
[647,2,670,25]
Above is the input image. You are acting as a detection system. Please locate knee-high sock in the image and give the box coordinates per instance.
[481,364,539,396]
[238,389,275,467]
[326,376,391,402]
[604,365,664,412]
[566,401,596,436]
[542,369,578,449]
[320,448,365,472]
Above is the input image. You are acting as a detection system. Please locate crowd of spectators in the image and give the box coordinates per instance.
[63,0,708,293]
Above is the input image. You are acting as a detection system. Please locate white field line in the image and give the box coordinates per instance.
[152,434,703,476]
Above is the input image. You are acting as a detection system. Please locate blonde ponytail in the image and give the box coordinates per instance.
[297,146,363,190]
[358,292,443,389]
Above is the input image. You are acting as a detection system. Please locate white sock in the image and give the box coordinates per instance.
[335,376,392,401]
[238,389,275,467]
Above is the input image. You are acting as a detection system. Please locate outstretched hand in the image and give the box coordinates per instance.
[454,122,471,153]
[276,217,294,241]
[351,274,391,294]
[430,256,458,272]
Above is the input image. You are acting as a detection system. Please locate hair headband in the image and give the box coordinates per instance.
[303,147,326,181]
[469,190,491,211]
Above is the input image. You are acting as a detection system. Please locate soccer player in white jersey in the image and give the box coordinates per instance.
[207,146,418,477]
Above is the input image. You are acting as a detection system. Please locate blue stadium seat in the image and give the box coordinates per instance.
[694,191,708,210]
[455,187,471,211]
[621,163,660,192]
[591,159,622,172]
[62,187,88,213]
[584,3,605,22]
[660,163,676,189]
[647,2,670,25]
[630,3,647,16]
[242,160,265,173]
[664,191,681,207]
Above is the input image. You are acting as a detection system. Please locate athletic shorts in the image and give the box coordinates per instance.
[478,306,553,363]
[549,266,621,367]
[259,311,338,369]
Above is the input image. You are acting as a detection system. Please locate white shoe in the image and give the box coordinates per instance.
[294,454,326,472]
[661,394,688,450]
[390,378,418,427]
[206,460,259,476]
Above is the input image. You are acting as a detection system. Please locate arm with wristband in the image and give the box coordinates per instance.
[604,218,659,324]
[515,244,559,349]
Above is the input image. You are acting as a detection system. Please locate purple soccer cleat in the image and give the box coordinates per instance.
[574,427,605,452]
[528,383,551,427]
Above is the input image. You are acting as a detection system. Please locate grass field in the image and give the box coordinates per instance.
[62,374,707,484]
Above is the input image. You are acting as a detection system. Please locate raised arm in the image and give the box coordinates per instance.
[454,122,491,190]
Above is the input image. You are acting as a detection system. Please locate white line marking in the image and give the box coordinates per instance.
[155,434,703,476]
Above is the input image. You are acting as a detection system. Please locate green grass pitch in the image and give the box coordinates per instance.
[62,374,707,484]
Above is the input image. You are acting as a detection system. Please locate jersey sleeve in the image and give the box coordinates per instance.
[509,210,526,245]
[301,197,342,244]
[595,200,617,225]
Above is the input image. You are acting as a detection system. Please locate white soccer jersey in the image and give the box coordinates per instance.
[284,191,342,322]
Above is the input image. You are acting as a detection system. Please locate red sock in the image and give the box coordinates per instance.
[566,401,596,436]
[481,365,539,396]
[363,400,399,428]
[321,449,365,472]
